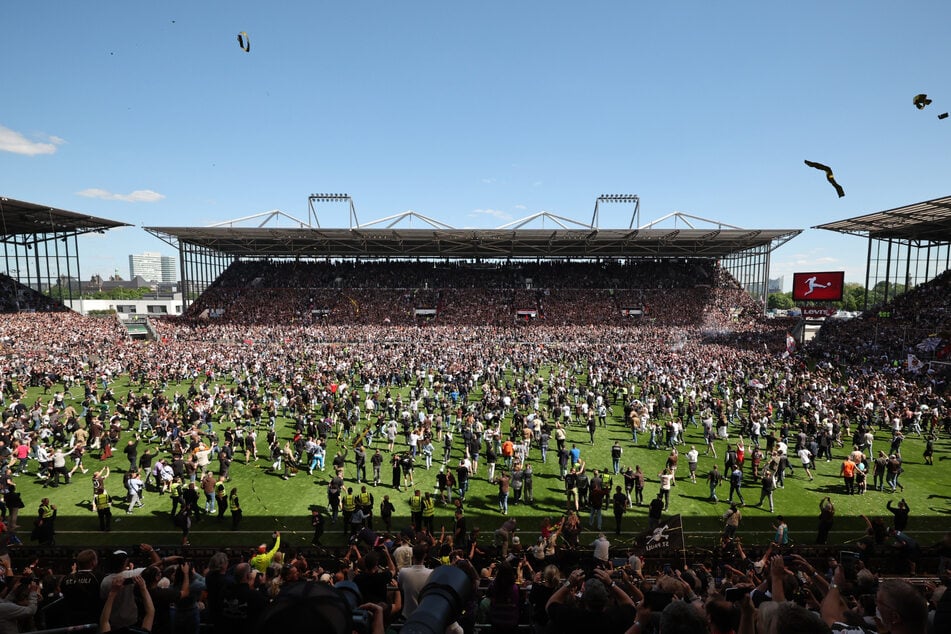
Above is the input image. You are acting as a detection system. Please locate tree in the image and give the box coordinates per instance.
[840,283,866,312]
[767,292,795,309]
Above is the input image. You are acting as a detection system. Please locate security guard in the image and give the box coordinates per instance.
[358,486,374,530]
[92,487,112,532]
[421,491,435,533]
[215,476,227,522]
[169,477,183,520]
[601,472,613,509]
[409,489,423,530]
[229,487,242,531]
[341,487,357,533]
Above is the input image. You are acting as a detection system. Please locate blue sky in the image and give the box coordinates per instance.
[1,1,949,288]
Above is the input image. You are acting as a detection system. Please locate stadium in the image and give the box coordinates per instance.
[0,192,949,632]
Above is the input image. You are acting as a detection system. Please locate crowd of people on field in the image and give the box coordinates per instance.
[0,260,948,632]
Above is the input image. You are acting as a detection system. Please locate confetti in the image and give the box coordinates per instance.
[804,160,845,198]
[913,93,932,110]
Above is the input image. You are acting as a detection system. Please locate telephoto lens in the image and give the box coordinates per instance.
[402,566,475,634]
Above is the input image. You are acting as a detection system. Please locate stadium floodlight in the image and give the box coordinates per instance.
[598,194,638,203]
[593,193,640,229]
[308,192,358,228]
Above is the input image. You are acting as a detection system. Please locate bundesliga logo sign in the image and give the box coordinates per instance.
[791,271,845,302]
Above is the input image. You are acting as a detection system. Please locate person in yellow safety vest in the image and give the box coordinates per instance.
[602,472,613,509]
[358,486,374,530]
[342,488,357,533]
[169,478,183,519]
[92,488,112,532]
[215,478,227,522]
[229,487,241,531]
[421,491,435,533]
[250,531,281,573]
[409,489,423,530]
[35,498,57,545]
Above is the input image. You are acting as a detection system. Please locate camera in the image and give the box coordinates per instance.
[254,578,372,634]
[336,581,372,634]
[403,565,474,634]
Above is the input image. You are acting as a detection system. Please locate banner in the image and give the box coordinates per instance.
[786,332,796,354]
[643,513,685,560]
[621,308,644,316]
[906,354,925,373]
[791,271,845,301]
[800,306,837,318]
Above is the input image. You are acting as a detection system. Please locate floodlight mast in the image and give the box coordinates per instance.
[308,193,357,229]
[592,194,640,229]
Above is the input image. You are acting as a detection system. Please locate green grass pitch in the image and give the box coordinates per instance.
[11,372,951,551]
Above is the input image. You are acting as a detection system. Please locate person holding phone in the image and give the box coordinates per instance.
[545,568,636,634]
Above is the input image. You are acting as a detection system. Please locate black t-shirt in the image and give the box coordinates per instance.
[612,492,627,514]
[221,582,269,634]
[61,570,102,625]
[354,569,393,604]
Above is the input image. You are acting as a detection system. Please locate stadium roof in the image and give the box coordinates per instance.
[814,194,951,241]
[0,196,129,237]
[145,225,801,259]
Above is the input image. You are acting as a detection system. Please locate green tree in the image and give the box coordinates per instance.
[767,292,795,309]
[81,287,153,300]
[840,283,866,311]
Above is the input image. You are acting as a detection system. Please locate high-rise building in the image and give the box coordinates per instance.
[129,252,177,282]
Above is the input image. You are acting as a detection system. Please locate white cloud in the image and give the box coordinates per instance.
[470,208,513,221]
[514,204,527,210]
[481,178,496,184]
[77,188,165,203]
[0,125,64,156]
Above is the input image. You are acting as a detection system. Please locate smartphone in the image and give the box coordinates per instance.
[662,563,672,575]
[647,590,673,611]
[725,586,751,602]
[840,550,860,580]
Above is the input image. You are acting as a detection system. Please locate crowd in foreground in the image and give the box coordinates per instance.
[0,519,949,634]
